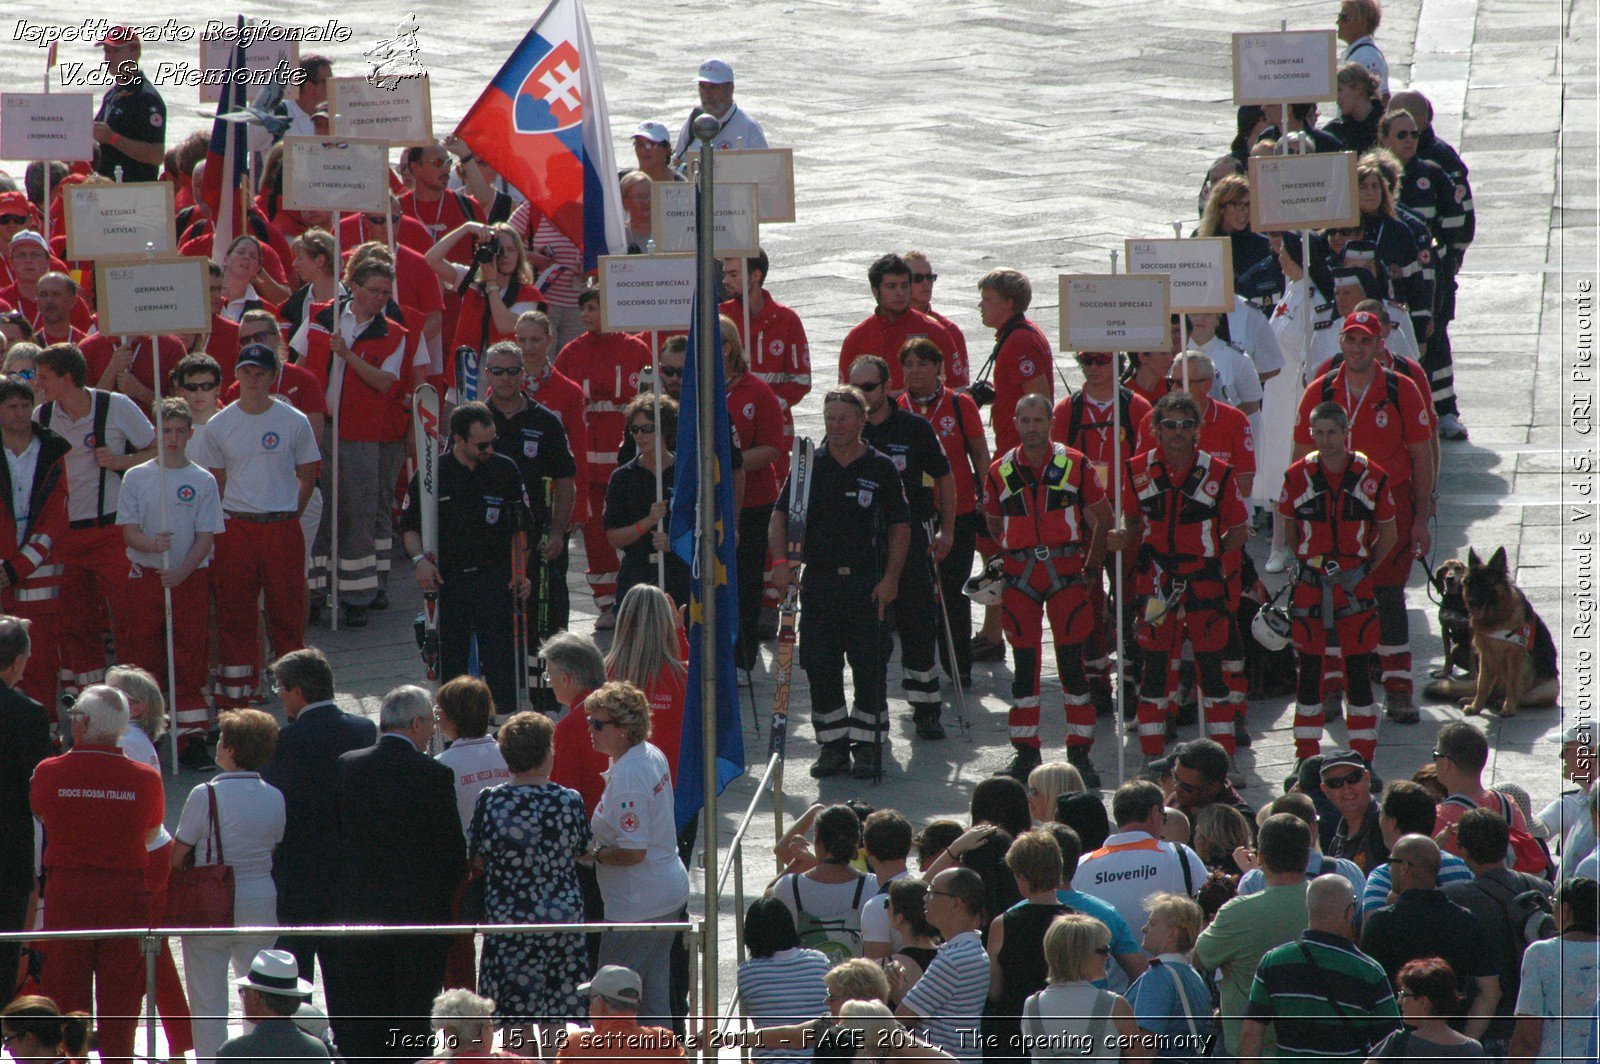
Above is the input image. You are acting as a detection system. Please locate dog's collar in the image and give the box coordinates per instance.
[1482,621,1533,648]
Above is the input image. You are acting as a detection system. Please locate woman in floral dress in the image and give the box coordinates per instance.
[468,710,592,1053]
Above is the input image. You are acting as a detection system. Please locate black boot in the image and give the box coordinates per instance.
[810,743,850,778]
[1066,745,1102,789]
[997,743,1042,782]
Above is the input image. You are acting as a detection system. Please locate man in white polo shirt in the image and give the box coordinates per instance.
[1073,780,1207,937]
[671,58,769,166]
[32,342,156,709]
[191,343,319,710]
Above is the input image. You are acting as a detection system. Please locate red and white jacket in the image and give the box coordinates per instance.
[0,425,72,604]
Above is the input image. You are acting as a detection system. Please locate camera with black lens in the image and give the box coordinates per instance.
[967,379,996,409]
[472,237,499,265]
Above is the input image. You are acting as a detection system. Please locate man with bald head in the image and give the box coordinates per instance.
[1240,875,1399,1060]
[1360,833,1500,1037]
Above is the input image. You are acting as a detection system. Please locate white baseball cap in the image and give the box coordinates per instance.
[698,59,734,85]
[8,230,47,252]
[632,121,671,145]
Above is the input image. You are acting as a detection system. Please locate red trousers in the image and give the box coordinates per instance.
[1000,556,1095,749]
[580,479,620,613]
[2,593,60,718]
[121,569,212,739]
[40,868,149,1064]
[144,841,195,1054]
[56,524,131,698]
[213,517,306,708]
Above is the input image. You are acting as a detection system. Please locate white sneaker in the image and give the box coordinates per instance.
[1264,546,1292,574]
[1437,412,1468,440]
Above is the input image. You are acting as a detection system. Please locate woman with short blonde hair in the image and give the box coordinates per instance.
[1024,914,1147,1061]
[579,679,688,1024]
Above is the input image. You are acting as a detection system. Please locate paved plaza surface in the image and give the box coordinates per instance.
[2,0,1597,1020]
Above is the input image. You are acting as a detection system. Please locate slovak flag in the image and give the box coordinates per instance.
[454,0,627,271]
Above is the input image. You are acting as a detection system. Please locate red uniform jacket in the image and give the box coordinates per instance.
[901,387,986,515]
[525,366,591,522]
[983,443,1105,552]
[989,315,1054,457]
[720,294,811,411]
[725,372,785,508]
[554,331,651,485]
[1052,388,1154,497]
[839,307,957,392]
[302,299,410,443]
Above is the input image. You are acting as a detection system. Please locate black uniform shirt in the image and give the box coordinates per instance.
[490,397,576,530]
[776,442,908,572]
[401,450,530,573]
[95,72,166,182]
[863,406,950,526]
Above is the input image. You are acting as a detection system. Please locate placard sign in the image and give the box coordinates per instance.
[64,182,177,261]
[328,75,433,146]
[0,93,94,162]
[599,254,695,333]
[1249,151,1359,232]
[281,136,391,213]
[686,148,795,223]
[1123,238,1234,314]
[1059,274,1171,351]
[650,182,760,259]
[95,257,212,336]
[1232,30,1338,105]
[197,30,300,104]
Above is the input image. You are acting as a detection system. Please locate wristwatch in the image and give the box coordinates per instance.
[411,553,425,565]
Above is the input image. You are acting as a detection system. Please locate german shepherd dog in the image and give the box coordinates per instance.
[1423,548,1559,715]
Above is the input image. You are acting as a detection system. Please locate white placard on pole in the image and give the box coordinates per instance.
[281,136,391,214]
[95,257,212,336]
[197,29,300,104]
[1059,274,1171,352]
[685,148,795,223]
[650,182,760,259]
[327,75,433,146]
[1123,238,1235,314]
[1232,30,1339,105]
[598,253,695,333]
[0,92,94,161]
[63,182,177,261]
[1248,151,1360,232]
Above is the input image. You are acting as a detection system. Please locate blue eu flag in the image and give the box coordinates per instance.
[669,253,745,832]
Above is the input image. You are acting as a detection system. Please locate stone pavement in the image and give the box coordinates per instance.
[1,0,1595,1018]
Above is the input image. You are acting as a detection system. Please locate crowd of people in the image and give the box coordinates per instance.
[0,2,1591,1062]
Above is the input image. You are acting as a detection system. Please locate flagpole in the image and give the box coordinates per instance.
[692,112,720,1053]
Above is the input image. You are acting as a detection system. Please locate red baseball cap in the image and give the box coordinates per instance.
[0,191,30,217]
[1341,310,1382,338]
[97,27,141,47]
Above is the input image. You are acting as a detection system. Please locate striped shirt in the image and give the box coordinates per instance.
[507,203,583,309]
[901,930,990,1061]
[1361,852,1473,913]
[736,948,829,1064]
[1245,931,1400,1058]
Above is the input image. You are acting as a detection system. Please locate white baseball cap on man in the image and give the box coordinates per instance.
[698,59,734,84]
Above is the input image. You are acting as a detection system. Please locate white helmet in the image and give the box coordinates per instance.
[963,557,1007,605]
[1252,586,1293,652]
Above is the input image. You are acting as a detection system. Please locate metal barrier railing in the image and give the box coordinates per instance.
[713,750,784,1054]
[0,919,697,1062]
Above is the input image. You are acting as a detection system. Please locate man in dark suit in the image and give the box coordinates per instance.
[0,615,49,995]
[326,684,465,1064]
[260,648,377,982]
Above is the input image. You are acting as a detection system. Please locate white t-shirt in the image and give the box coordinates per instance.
[672,103,768,162]
[1226,296,1285,377]
[118,727,174,850]
[117,460,226,570]
[1196,336,1264,410]
[191,399,320,514]
[4,437,39,547]
[435,735,510,835]
[1071,830,1207,937]
[860,868,911,951]
[36,389,155,522]
[175,771,286,900]
[592,740,689,921]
